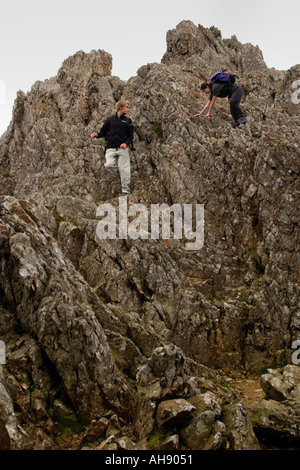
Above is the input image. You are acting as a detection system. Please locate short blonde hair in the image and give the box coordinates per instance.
[116,100,130,111]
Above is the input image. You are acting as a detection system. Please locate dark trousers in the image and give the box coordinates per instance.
[229,86,245,122]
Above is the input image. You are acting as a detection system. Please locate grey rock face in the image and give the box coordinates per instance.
[0,20,299,449]
[0,197,135,422]
[0,365,26,449]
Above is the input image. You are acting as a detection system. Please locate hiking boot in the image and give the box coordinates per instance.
[232,117,247,128]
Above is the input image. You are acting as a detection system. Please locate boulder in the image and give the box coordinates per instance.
[247,365,300,448]
[156,398,196,428]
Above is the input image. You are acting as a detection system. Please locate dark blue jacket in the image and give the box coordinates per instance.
[97,113,133,149]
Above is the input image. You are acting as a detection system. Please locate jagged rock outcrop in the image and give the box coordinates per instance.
[0,20,299,449]
[162,21,268,76]
[0,364,26,449]
[0,196,135,448]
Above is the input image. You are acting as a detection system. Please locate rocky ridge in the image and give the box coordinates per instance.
[0,20,299,450]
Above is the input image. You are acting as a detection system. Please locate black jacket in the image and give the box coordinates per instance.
[209,83,239,99]
[97,113,133,149]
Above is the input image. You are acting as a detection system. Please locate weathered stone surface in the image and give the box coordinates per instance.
[248,399,300,448]
[221,395,260,450]
[116,435,137,450]
[179,387,260,450]
[134,344,199,440]
[247,365,300,448]
[180,410,224,450]
[261,365,300,401]
[162,20,267,76]
[82,417,108,443]
[156,398,196,428]
[161,434,180,450]
[0,365,26,449]
[0,196,135,423]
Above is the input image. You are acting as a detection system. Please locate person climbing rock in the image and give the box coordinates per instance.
[192,74,247,128]
[90,100,134,195]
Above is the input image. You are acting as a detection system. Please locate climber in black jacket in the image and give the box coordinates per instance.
[90,100,134,195]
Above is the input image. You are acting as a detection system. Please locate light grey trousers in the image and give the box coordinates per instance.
[104,147,131,194]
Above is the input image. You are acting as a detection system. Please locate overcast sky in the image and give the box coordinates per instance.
[0,0,299,136]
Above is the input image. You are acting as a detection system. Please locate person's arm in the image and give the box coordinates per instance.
[192,95,217,117]
[90,118,110,138]
[203,95,217,118]
[191,100,210,117]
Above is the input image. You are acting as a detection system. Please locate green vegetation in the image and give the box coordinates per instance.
[53,411,88,443]
[147,428,173,450]
[154,123,163,139]
[1,168,10,177]
[110,347,128,369]
[51,208,64,226]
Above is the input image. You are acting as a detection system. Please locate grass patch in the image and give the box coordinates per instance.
[110,348,128,369]
[1,169,10,178]
[147,429,173,450]
[154,123,163,139]
[51,208,64,226]
[53,411,88,443]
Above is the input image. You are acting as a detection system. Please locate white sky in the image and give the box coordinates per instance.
[0,0,299,136]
